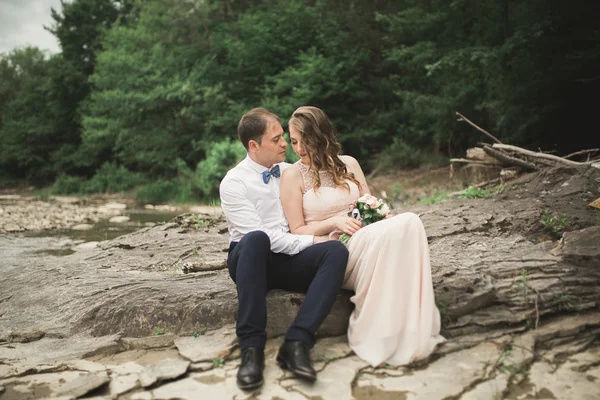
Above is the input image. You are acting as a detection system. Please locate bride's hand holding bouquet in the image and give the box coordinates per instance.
[338,194,392,245]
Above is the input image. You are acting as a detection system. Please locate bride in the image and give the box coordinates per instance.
[280,106,445,366]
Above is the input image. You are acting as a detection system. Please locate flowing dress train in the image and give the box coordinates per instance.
[295,161,445,366]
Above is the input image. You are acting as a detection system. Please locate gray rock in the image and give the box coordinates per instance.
[139,358,190,387]
[0,334,120,378]
[104,202,127,210]
[71,223,94,230]
[175,326,237,363]
[282,356,367,400]
[73,241,100,251]
[121,334,175,350]
[0,167,599,400]
[109,216,130,223]
[355,341,501,399]
[552,225,600,264]
[109,361,145,376]
[131,392,153,400]
[0,194,21,200]
[189,361,214,372]
[53,371,109,398]
[109,374,140,397]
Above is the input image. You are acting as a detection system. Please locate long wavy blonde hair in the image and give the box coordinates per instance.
[289,106,361,192]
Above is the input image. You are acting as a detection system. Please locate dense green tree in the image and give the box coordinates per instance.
[1,0,597,195]
[0,48,58,183]
[46,0,134,175]
[81,0,214,176]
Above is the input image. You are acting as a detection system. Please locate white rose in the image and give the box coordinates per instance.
[378,204,390,215]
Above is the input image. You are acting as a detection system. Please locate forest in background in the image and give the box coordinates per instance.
[1,0,598,203]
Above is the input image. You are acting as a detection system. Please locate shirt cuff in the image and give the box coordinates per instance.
[298,234,314,251]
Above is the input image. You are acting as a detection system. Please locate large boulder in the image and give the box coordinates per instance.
[1,167,599,343]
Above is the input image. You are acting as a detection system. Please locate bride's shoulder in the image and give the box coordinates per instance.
[339,155,359,167]
[281,162,303,181]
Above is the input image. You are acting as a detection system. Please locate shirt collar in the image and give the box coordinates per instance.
[245,155,272,174]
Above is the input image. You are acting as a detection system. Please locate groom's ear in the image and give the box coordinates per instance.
[248,139,260,152]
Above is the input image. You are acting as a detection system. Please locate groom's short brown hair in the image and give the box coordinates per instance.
[238,108,281,150]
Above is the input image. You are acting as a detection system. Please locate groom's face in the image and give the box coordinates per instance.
[252,120,288,167]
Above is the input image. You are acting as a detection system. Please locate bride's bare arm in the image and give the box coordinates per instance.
[280,167,361,236]
[340,155,371,196]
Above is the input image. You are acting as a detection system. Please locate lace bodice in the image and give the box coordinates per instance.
[294,161,339,194]
[294,161,360,224]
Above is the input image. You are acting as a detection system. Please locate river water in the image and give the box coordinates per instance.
[0,193,219,260]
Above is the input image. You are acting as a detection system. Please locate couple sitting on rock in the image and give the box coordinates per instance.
[219,106,445,390]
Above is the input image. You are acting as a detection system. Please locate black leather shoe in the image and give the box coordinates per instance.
[237,347,265,390]
[276,340,317,381]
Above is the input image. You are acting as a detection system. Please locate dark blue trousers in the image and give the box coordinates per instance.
[227,231,349,350]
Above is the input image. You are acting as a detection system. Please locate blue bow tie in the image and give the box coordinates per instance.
[262,165,281,184]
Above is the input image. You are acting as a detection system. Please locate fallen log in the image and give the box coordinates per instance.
[449,158,502,166]
[492,144,596,167]
[482,145,538,171]
[466,147,503,164]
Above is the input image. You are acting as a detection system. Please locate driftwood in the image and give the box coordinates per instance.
[452,112,599,193]
[466,147,503,164]
[449,158,501,166]
[563,148,599,160]
[492,144,596,167]
[482,145,538,171]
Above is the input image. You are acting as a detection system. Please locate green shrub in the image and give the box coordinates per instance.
[195,139,247,199]
[460,187,492,199]
[541,211,569,238]
[135,180,194,203]
[375,138,423,170]
[80,162,145,194]
[52,175,85,194]
[460,185,505,200]
[419,193,448,204]
[52,163,145,195]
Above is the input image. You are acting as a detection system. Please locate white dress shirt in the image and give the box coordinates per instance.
[219,155,314,255]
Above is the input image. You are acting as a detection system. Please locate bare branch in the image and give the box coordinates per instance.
[449,158,502,166]
[456,112,503,144]
[493,144,596,167]
[563,148,599,160]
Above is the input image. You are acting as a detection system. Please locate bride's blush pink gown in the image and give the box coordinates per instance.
[295,161,445,366]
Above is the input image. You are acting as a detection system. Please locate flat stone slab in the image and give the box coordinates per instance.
[1,167,599,400]
[175,326,237,363]
[53,371,109,398]
[522,359,600,399]
[0,334,121,378]
[355,342,502,399]
[73,241,99,251]
[139,358,190,387]
[109,373,141,397]
[121,334,176,350]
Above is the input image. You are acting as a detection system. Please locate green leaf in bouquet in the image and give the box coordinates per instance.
[339,233,351,246]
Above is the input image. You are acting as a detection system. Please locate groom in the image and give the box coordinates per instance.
[220,108,348,390]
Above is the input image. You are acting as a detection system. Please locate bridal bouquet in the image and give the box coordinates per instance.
[339,194,392,245]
